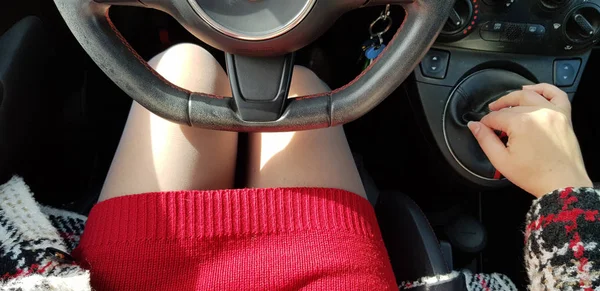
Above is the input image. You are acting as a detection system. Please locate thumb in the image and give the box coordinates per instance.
[467,121,509,169]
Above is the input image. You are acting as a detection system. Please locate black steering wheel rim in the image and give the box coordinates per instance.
[53,0,453,132]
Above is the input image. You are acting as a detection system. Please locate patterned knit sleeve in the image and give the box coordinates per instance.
[525,187,600,290]
[0,176,90,290]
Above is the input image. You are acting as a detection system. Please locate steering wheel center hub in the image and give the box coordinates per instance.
[188,0,316,41]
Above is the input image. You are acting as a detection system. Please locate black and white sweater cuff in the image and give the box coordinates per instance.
[525,187,600,290]
[0,176,89,291]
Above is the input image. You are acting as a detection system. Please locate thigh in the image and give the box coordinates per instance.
[247,66,366,198]
[99,44,237,201]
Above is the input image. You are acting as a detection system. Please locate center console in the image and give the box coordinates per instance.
[413,0,598,187]
[440,0,600,54]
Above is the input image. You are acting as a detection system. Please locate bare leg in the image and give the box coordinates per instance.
[247,66,366,198]
[99,44,237,201]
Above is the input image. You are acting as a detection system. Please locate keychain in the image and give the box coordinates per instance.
[358,5,393,70]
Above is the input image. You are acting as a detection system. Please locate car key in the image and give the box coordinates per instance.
[359,5,392,70]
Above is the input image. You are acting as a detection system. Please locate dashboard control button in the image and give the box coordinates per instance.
[492,22,504,32]
[480,29,501,41]
[483,0,516,9]
[565,5,600,44]
[573,13,595,37]
[420,50,450,79]
[525,24,546,41]
[481,21,505,41]
[482,21,505,32]
[481,22,491,31]
[439,0,475,42]
[553,59,581,87]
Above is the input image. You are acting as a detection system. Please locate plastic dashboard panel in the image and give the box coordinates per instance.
[413,47,589,186]
[438,0,600,55]
[410,0,596,187]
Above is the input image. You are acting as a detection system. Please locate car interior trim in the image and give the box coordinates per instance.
[186,0,317,41]
[442,87,500,182]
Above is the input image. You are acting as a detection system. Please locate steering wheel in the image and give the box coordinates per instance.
[53,0,453,132]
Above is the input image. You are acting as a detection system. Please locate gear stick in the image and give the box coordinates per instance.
[443,69,534,181]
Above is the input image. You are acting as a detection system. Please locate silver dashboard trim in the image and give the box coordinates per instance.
[187,0,317,41]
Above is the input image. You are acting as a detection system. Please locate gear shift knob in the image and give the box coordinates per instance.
[443,69,534,182]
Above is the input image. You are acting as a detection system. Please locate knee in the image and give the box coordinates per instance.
[292,65,318,82]
[169,43,212,57]
[148,43,216,70]
[290,65,330,96]
[160,43,212,59]
[147,44,230,95]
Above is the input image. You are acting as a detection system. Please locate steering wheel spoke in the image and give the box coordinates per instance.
[225,53,295,122]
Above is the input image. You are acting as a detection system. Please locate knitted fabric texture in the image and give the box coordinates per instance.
[0,176,89,291]
[462,270,518,291]
[397,270,517,290]
[525,187,600,290]
[74,188,398,290]
[2,175,599,290]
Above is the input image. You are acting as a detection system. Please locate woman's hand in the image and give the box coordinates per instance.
[467,83,592,198]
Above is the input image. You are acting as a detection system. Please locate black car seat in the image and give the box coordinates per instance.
[376,191,467,290]
[0,17,52,185]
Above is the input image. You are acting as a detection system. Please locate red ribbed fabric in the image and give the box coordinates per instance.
[73,188,396,290]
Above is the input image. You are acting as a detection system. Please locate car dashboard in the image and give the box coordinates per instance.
[439,0,600,55]
[412,0,598,187]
